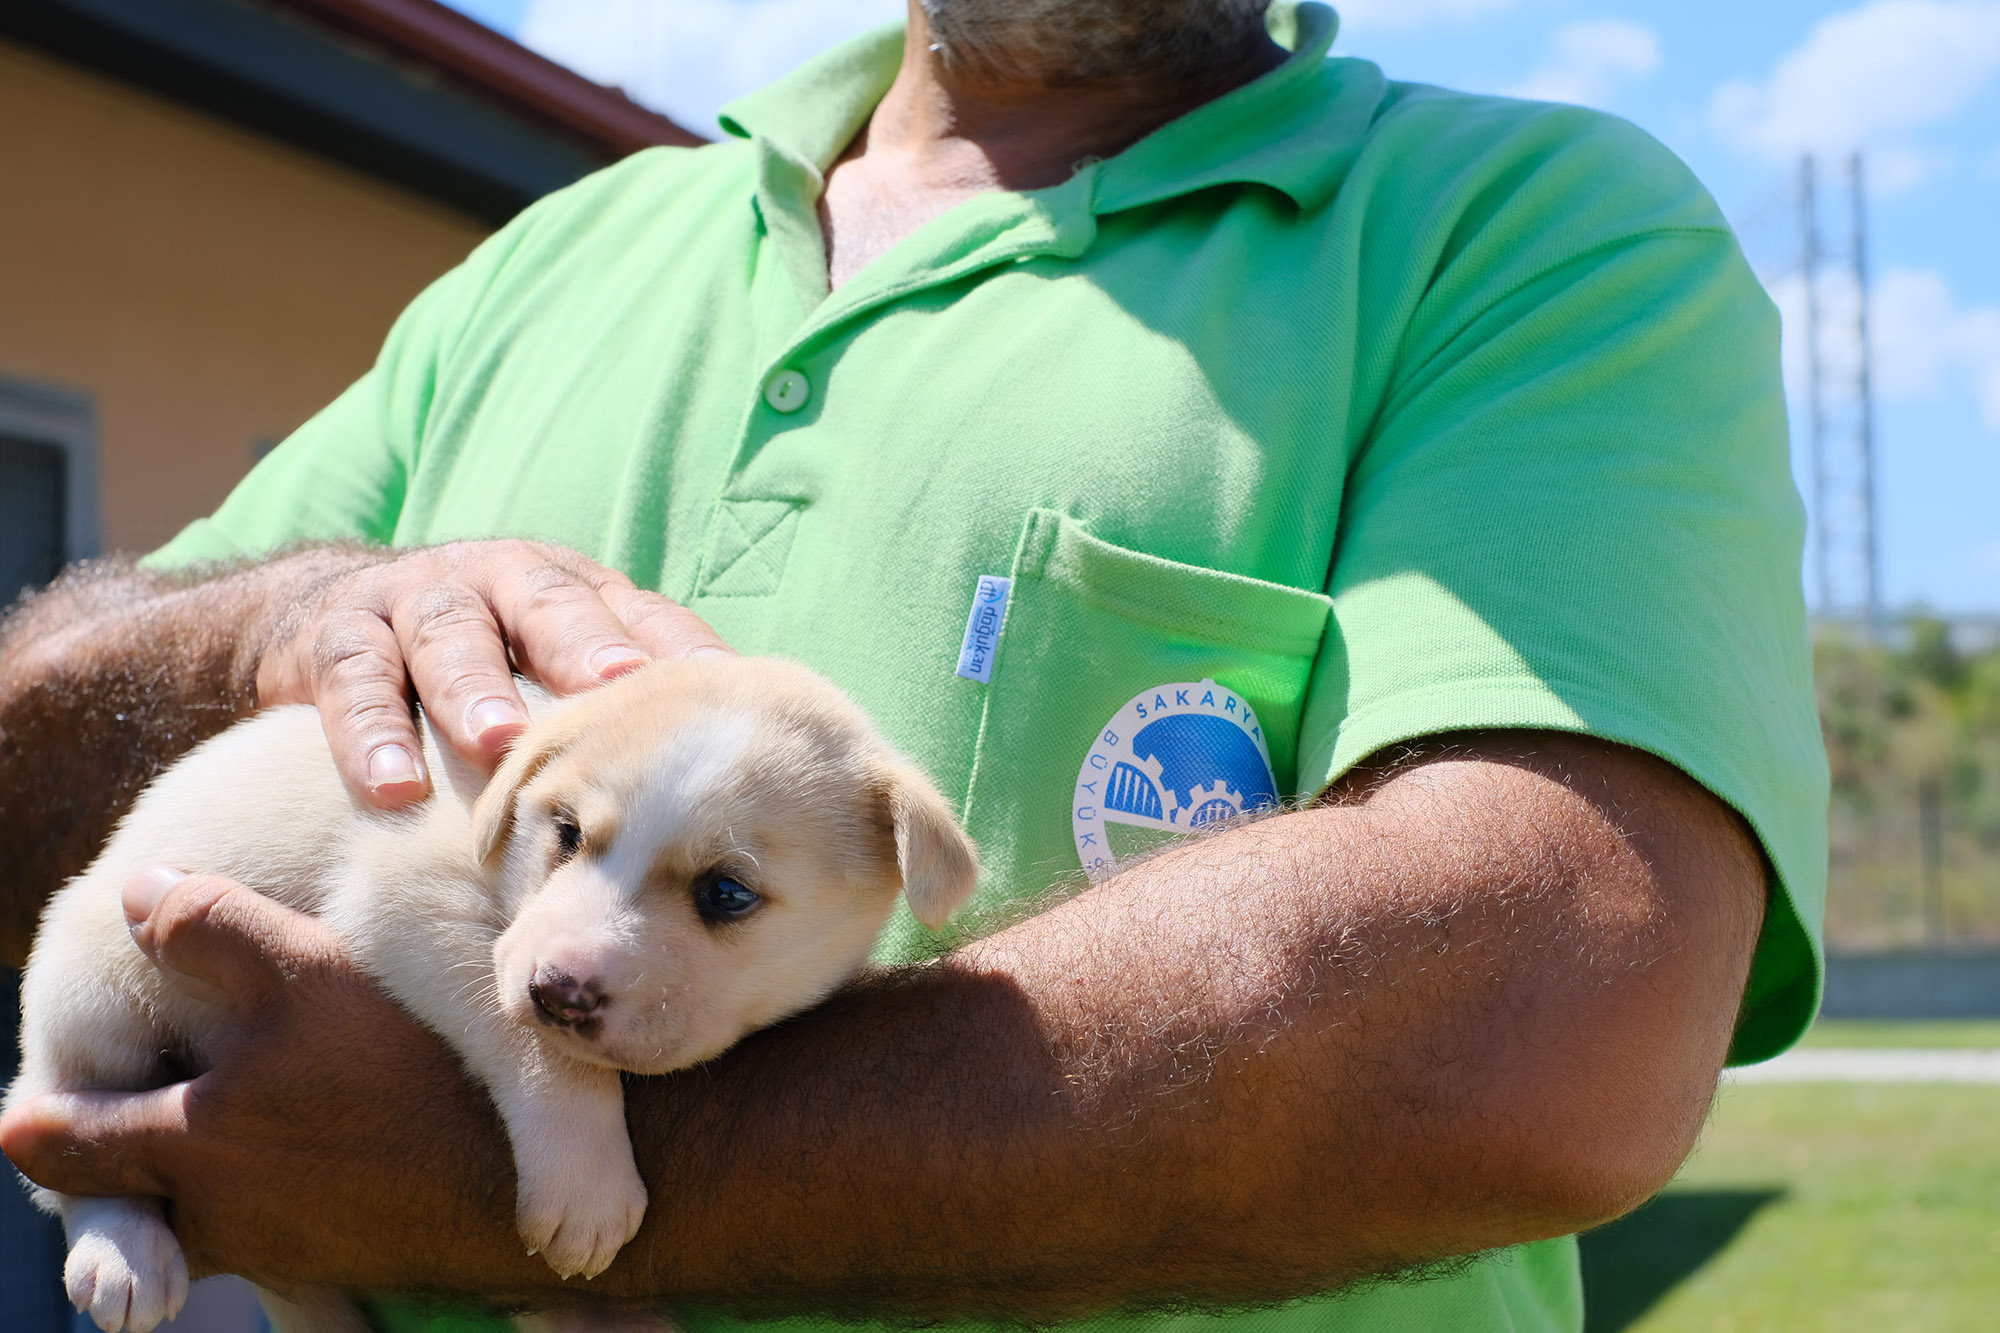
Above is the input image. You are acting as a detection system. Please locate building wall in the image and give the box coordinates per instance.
[0,38,490,555]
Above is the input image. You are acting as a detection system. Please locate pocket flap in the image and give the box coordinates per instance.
[1016,509,1332,657]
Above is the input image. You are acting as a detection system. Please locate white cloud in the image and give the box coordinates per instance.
[1711,0,2000,188]
[1503,20,1662,109]
[1874,268,2000,428]
[518,0,903,133]
[1866,142,1959,193]
[1771,266,2000,432]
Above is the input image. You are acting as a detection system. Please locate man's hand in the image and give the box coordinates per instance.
[0,871,540,1298]
[252,541,730,805]
[0,540,731,962]
[1,734,1765,1321]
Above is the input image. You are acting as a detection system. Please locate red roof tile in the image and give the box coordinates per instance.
[269,0,705,154]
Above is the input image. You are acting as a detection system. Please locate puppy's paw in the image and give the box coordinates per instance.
[518,1160,649,1280]
[64,1212,189,1333]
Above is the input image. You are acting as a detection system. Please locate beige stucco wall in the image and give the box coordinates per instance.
[0,38,491,554]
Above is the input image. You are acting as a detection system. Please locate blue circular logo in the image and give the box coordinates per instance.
[1071,679,1278,880]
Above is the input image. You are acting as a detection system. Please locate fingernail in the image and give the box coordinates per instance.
[688,644,734,659]
[366,744,424,792]
[123,865,186,926]
[588,645,647,678]
[468,698,528,742]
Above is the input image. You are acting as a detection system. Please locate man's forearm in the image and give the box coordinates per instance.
[0,548,368,963]
[0,732,1763,1316]
[593,737,1763,1322]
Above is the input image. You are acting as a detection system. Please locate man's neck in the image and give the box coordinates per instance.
[817,4,1286,289]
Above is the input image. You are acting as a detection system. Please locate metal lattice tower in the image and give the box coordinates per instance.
[1798,153,1881,625]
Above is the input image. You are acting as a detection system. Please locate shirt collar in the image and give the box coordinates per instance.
[717,19,903,190]
[1095,4,1384,216]
[719,4,1381,218]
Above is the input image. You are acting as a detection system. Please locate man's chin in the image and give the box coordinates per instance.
[924,0,1272,87]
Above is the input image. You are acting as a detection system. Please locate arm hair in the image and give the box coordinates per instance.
[0,547,375,964]
[570,733,1766,1322]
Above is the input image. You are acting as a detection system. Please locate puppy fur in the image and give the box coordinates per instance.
[7,657,979,1333]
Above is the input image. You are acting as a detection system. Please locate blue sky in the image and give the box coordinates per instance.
[445,0,2000,616]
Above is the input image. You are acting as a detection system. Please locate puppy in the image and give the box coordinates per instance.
[7,656,979,1333]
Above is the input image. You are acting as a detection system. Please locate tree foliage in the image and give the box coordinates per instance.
[1815,620,2000,948]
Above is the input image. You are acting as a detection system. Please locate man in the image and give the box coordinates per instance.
[0,2,1826,1331]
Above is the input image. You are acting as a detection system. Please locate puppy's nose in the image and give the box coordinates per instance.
[529,968,608,1034]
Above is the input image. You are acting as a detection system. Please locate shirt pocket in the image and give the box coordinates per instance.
[951,508,1332,935]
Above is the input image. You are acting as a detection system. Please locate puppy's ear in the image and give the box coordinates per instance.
[882,762,980,929]
[470,722,576,865]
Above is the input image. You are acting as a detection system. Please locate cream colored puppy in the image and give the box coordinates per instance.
[7,656,979,1333]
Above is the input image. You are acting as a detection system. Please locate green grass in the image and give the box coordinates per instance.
[1793,1018,2000,1050]
[1580,1065,2000,1332]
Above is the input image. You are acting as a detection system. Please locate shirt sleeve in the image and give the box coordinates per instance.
[1296,101,1828,1064]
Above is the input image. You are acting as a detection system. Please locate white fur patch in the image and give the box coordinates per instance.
[601,710,758,890]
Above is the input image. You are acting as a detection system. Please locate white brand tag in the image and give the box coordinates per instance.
[955,576,1012,683]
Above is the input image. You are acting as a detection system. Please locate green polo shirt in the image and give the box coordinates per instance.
[151,4,1828,1329]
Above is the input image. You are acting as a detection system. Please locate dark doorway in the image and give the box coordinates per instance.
[0,434,67,606]
[2,968,77,1333]
[0,435,74,1330]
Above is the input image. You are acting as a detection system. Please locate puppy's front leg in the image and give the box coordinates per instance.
[504,1059,648,1281]
[59,1197,188,1333]
[457,1021,648,1282]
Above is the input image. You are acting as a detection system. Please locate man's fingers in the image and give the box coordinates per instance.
[391,582,529,769]
[124,873,343,1020]
[307,609,430,808]
[256,543,733,806]
[0,1086,186,1198]
[600,584,734,661]
[488,559,651,694]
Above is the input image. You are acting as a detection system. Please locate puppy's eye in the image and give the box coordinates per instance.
[554,817,584,863]
[693,873,761,924]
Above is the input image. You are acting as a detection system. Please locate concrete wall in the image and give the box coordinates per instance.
[0,45,498,1330]
[0,37,489,555]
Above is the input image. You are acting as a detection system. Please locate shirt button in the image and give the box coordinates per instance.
[763,369,810,414]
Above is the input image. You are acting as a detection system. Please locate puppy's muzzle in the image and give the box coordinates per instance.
[529,967,607,1038]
